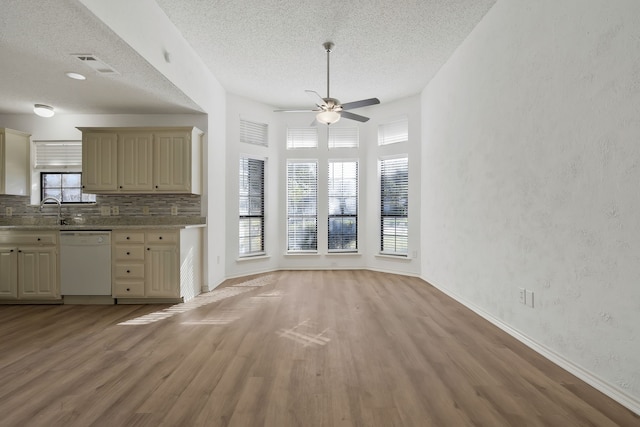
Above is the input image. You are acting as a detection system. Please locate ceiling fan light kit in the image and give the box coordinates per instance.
[275,42,380,125]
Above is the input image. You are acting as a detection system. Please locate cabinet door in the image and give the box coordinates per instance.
[153,131,191,192]
[0,247,18,299]
[145,245,179,298]
[0,131,5,192]
[82,132,118,191]
[118,133,153,191]
[17,247,58,299]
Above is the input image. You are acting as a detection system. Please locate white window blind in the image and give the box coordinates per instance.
[328,126,359,149]
[240,119,268,147]
[328,161,358,252]
[380,156,408,255]
[34,140,82,168]
[287,128,318,149]
[239,157,265,256]
[287,161,318,251]
[378,118,408,146]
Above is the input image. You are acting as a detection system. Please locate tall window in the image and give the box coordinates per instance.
[287,161,318,251]
[328,161,358,251]
[239,157,265,256]
[40,173,95,203]
[380,156,408,255]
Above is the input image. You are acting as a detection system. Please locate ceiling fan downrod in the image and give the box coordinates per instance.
[323,41,334,99]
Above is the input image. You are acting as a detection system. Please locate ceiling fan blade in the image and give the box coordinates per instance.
[341,98,380,110]
[340,111,370,122]
[273,108,319,113]
[305,90,325,104]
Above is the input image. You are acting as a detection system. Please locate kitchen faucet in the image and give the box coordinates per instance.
[40,197,65,224]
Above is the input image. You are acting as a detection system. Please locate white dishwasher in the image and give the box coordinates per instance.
[60,231,112,296]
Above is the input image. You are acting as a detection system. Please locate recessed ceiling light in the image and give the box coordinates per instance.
[34,104,55,118]
[65,72,86,80]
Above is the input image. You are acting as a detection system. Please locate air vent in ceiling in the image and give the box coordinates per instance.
[71,54,119,74]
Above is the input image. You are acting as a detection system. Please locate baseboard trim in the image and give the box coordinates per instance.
[422,275,640,416]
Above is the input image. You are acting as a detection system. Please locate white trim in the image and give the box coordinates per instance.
[423,275,640,416]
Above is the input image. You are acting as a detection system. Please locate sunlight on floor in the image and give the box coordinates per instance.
[277,319,331,348]
[118,275,276,326]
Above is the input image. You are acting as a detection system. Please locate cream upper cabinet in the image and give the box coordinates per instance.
[78,127,202,194]
[82,132,118,192]
[0,128,30,195]
[118,132,153,191]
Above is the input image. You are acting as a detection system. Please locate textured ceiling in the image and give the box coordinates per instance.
[0,0,497,115]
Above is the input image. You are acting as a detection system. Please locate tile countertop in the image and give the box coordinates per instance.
[0,216,206,230]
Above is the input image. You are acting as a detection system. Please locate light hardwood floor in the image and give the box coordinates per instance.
[0,270,637,426]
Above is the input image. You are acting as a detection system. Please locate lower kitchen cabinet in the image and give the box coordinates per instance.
[0,231,60,301]
[112,227,201,302]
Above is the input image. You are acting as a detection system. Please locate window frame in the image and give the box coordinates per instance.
[40,172,96,204]
[379,155,409,256]
[238,155,266,257]
[328,159,359,253]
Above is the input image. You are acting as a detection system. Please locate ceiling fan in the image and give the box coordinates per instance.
[274,42,380,125]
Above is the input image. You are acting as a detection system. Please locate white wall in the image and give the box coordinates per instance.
[421,0,640,412]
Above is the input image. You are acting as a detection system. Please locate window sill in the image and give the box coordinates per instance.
[284,252,321,256]
[326,252,361,256]
[375,253,412,261]
[236,254,270,262]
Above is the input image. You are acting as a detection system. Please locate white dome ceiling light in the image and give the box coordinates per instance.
[33,104,55,117]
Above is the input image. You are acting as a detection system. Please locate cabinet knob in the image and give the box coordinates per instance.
[126,236,130,240]
[159,236,163,240]
[119,186,123,189]
[18,250,22,253]
[10,249,14,253]
[126,288,130,292]
[126,251,130,255]
[147,248,150,251]
[37,238,41,241]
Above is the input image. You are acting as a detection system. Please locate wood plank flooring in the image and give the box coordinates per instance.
[0,270,637,426]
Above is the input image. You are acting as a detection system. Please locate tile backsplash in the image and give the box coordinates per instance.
[0,194,202,218]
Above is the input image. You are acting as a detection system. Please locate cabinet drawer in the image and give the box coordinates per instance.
[113,232,145,244]
[113,281,145,297]
[113,245,145,261]
[146,231,178,244]
[0,233,57,245]
[114,263,145,279]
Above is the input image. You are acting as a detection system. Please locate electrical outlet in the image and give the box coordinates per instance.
[111,206,119,216]
[519,288,526,305]
[101,206,111,216]
[5,207,12,216]
[142,206,150,215]
[170,205,178,216]
[526,290,534,308]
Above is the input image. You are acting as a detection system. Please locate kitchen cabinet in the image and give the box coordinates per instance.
[0,231,59,301]
[82,131,118,191]
[78,127,202,194]
[0,128,30,195]
[112,228,201,302]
